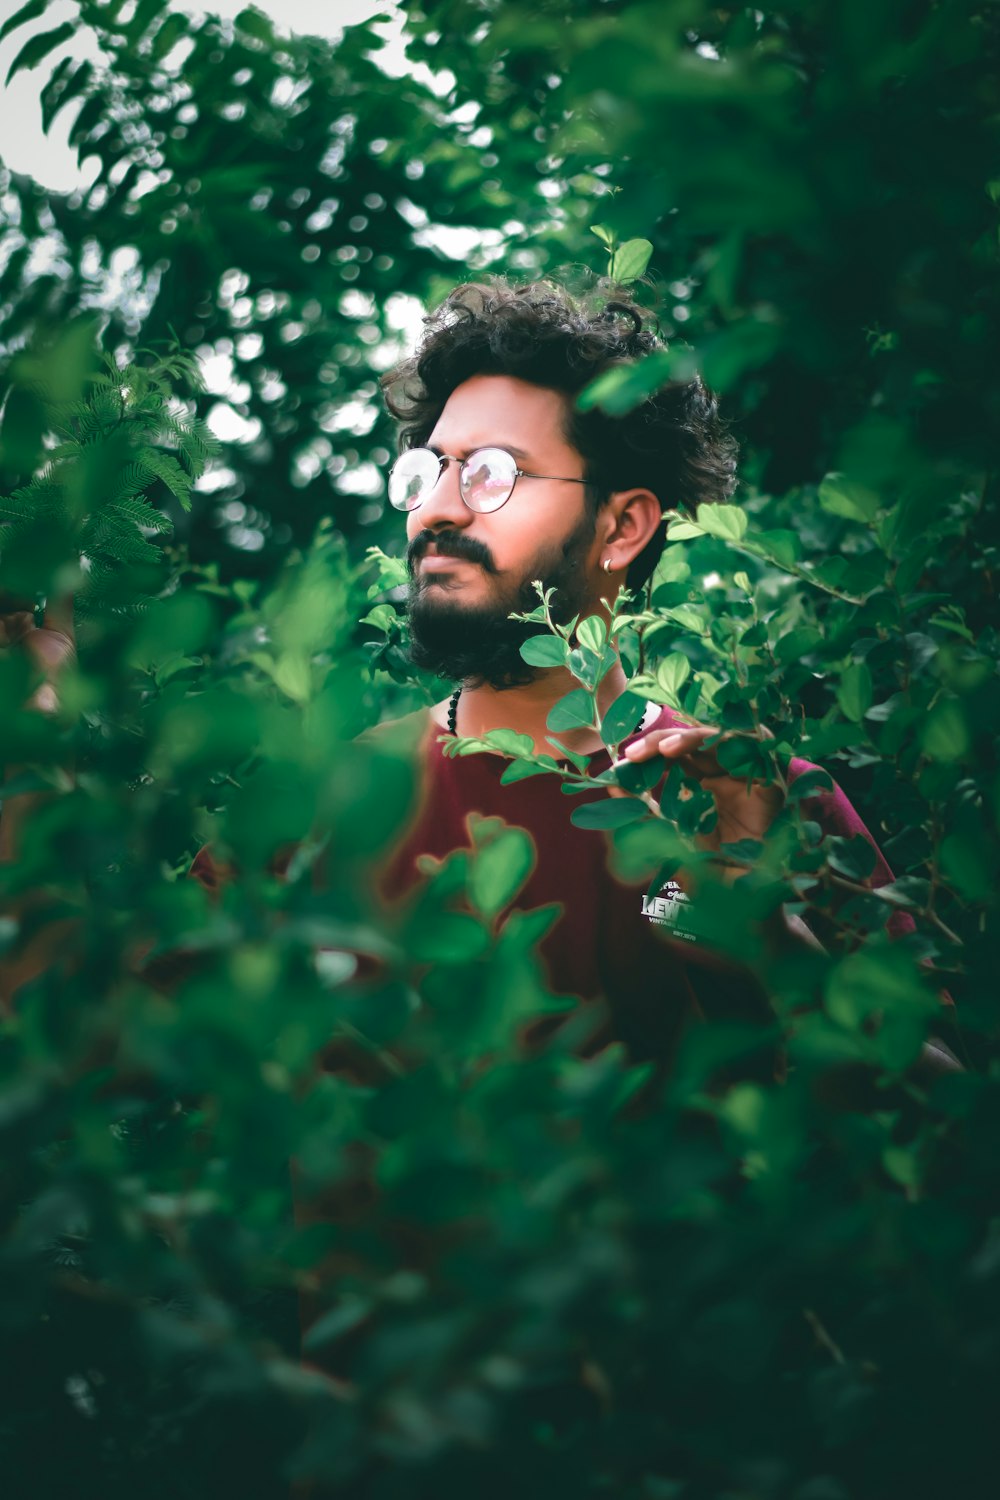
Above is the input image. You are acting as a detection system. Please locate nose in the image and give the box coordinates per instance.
[406,455,470,537]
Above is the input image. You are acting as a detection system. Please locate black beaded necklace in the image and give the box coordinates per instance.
[447,686,462,736]
[447,686,647,740]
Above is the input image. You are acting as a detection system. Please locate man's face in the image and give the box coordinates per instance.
[404,375,604,687]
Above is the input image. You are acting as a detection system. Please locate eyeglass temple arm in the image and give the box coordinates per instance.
[518,471,590,485]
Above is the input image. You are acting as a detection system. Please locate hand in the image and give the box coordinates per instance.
[0,594,76,714]
[615,721,783,853]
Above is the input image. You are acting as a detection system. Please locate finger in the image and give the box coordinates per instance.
[25,626,76,678]
[27,681,60,715]
[621,725,717,762]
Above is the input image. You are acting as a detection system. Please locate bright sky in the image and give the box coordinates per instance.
[0,0,432,192]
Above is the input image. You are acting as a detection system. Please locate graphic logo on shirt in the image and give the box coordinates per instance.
[641,880,697,941]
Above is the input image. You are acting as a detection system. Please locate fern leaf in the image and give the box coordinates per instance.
[141,450,193,510]
[83,515,163,564]
[0,480,61,521]
[102,496,172,534]
[109,462,157,497]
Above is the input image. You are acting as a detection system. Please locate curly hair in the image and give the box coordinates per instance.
[380,277,737,591]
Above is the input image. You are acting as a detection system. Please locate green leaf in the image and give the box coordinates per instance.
[818,473,880,524]
[68,89,105,148]
[38,52,71,130]
[663,602,705,634]
[547,688,594,732]
[519,633,569,668]
[666,518,706,541]
[468,826,535,916]
[150,12,190,62]
[613,756,665,795]
[0,0,49,47]
[499,756,560,785]
[774,626,823,664]
[45,56,92,133]
[696,502,748,543]
[826,834,877,881]
[600,689,646,747]
[153,655,202,687]
[272,652,312,704]
[836,662,873,722]
[883,1145,920,1189]
[482,727,535,758]
[920,701,969,761]
[939,832,993,901]
[654,653,690,703]
[125,0,166,44]
[609,237,653,282]
[700,318,781,391]
[545,738,591,772]
[408,911,489,964]
[576,615,607,655]
[719,838,763,864]
[577,349,695,416]
[814,553,884,597]
[235,6,275,42]
[302,1296,373,1352]
[872,877,930,909]
[142,451,193,510]
[786,768,835,803]
[651,580,690,608]
[5,19,76,85]
[927,611,975,643]
[751,528,801,568]
[359,603,396,633]
[590,223,615,247]
[570,797,648,830]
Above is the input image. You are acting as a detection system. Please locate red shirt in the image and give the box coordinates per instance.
[370,705,909,1065]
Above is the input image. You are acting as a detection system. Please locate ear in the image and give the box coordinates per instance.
[600,487,663,571]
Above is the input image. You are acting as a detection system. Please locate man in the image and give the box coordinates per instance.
[368,278,910,1068]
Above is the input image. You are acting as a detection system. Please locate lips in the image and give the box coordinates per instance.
[419,554,473,572]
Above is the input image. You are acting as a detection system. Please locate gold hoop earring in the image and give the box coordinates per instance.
[602,557,614,574]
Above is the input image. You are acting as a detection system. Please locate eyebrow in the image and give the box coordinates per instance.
[428,441,534,465]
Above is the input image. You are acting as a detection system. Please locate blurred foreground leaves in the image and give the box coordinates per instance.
[0,1,998,1498]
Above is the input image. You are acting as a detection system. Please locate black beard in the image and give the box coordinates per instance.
[405,515,596,690]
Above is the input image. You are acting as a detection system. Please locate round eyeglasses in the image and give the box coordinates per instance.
[387,446,589,514]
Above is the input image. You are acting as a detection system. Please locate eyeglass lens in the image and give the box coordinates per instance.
[388,448,517,513]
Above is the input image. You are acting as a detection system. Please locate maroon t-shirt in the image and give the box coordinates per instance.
[371,705,909,1065]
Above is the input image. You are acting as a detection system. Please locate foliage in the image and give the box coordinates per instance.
[0,2,999,1499]
[0,320,216,612]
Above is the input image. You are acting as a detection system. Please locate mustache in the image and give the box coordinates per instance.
[406,529,498,576]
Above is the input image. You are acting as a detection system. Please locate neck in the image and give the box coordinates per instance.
[452,657,631,755]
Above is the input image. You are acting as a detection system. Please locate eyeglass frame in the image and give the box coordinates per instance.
[388,445,592,514]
